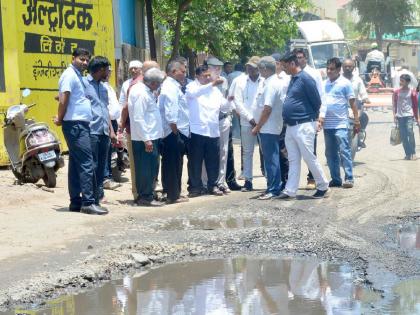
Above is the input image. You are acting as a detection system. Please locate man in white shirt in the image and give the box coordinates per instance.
[342,59,370,149]
[293,48,323,189]
[252,56,286,200]
[392,64,418,90]
[232,56,264,192]
[186,65,229,197]
[119,60,143,107]
[272,53,290,190]
[128,68,165,207]
[159,59,190,204]
[365,42,385,74]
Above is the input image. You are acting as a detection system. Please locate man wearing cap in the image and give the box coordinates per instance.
[118,60,143,201]
[231,56,265,192]
[365,43,385,75]
[252,56,286,200]
[278,53,329,200]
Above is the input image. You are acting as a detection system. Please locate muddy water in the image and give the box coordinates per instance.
[4,257,420,315]
[397,223,420,250]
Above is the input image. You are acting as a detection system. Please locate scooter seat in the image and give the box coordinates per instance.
[20,123,49,138]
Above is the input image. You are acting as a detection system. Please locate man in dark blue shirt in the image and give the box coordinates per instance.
[84,56,116,213]
[276,53,329,200]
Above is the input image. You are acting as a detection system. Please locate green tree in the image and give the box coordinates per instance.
[351,0,414,49]
[153,0,309,65]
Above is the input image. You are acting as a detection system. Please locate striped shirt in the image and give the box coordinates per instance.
[320,75,355,129]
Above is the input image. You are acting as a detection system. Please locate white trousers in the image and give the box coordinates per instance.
[240,125,257,181]
[284,121,328,196]
[202,116,231,187]
[216,116,231,185]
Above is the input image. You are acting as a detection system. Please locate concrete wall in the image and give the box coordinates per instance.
[310,0,338,21]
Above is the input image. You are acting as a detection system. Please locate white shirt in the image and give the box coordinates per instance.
[392,69,418,90]
[104,82,121,120]
[232,74,264,126]
[119,78,132,107]
[278,71,291,101]
[158,76,189,138]
[365,49,385,70]
[348,75,368,102]
[128,82,163,142]
[186,79,230,138]
[303,65,323,97]
[256,74,285,135]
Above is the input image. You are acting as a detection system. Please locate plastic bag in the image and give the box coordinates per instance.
[390,124,401,146]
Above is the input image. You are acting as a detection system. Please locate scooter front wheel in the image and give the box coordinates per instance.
[43,167,57,188]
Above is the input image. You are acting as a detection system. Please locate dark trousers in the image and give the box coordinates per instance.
[91,134,110,204]
[188,133,220,193]
[132,139,160,201]
[226,129,236,184]
[279,126,289,185]
[307,133,318,181]
[104,119,118,180]
[62,121,95,207]
[161,132,189,201]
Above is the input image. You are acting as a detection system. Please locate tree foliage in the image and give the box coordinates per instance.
[153,0,309,62]
[351,0,414,48]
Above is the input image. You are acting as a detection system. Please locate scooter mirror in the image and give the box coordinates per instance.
[21,88,31,98]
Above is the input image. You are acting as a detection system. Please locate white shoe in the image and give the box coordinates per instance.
[103,179,121,190]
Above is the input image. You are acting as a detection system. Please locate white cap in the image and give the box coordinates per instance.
[129,60,143,69]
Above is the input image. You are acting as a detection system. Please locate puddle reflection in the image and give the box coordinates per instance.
[4,258,420,315]
[397,224,420,250]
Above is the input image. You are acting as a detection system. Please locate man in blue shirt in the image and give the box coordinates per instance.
[55,48,107,215]
[277,52,329,199]
[319,58,359,188]
[84,56,116,206]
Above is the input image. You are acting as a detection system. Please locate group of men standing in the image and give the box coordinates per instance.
[56,47,362,214]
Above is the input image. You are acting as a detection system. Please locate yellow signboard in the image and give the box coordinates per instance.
[0,0,115,165]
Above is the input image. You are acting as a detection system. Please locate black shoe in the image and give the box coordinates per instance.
[80,204,108,215]
[69,204,81,212]
[136,199,164,207]
[227,181,242,191]
[312,188,330,199]
[328,181,342,188]
[188,191,202,198]
[241,180,253,192]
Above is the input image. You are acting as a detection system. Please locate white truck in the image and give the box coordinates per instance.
[289,20,352,78]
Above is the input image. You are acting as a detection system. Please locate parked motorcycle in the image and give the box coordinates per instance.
[1,89,64,187]
[111,129,129,182]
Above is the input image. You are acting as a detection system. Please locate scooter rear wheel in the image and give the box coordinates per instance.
[43,167,56,188]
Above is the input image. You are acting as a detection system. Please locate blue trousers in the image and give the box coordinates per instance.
[132,139,160,201]
[104,120,118,180]
[259,133,281,195]
[324,128,353,184]
[397,116,416,156]
[62,121,95,207]
[91,134,110,204]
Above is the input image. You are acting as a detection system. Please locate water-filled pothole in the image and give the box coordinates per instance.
[4,257,419,314]
[397,223,420,250]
